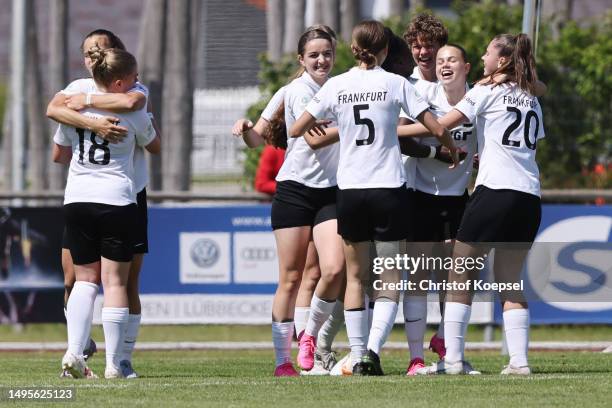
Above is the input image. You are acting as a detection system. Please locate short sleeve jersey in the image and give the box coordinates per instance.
[276,73,339,187]
[261,86,286,121]
[455,83,545,197]
[54,108,156,206]
[306,66,429,189]
[412,80,477,196]
[59,78,151,192]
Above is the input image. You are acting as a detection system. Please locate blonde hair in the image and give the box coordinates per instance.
[86,45,137,87]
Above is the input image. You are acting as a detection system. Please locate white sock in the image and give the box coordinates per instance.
[317,301,344,352]
[305,295,335,338]
[444,302,471,363]
[122,314,141,362]
[294,307,309,339]
[272,321,294,367]
[66,282,98,357]
[503,308,530,367]
[102,307,129,370]
[367,301,398,355]
[345,309,368,363]
[403,295,427,360]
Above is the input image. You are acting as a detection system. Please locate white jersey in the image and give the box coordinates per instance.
[276,72,339,187]
[306,66,429,189]
[54,108,156,206]
[60,78,150,192]
[413,80,476,196]
[455,83,545,197]
[261,86,286,121]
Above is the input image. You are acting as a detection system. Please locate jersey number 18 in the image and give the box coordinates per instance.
[76,128,111,165]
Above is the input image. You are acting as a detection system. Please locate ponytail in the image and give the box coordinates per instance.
[481,33,538,94]
[264,102,287,149]
[351,20,388,69]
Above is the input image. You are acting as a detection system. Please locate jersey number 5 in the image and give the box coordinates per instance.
[353,104,375,146]
[501,107,539,150]
[76,128,111,165]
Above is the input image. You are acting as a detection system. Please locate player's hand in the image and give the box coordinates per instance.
[91,116,128,143]
[435,145,467,164]
[472,153,479,169]
[307,120,332,137]
[64,93,88,111]
[232,119,253,137]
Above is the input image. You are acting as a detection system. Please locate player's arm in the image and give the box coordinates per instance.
[47,93,128,142]
[303,126,339,149]
[144,133,161,154]
[232,117,267,148]
[289,111,317,139]
[52,143,72,164]
[534,80,547,97]
[416,110,459,167]
[64,91,146,112]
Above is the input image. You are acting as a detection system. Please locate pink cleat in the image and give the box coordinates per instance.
[406,357,426,376]
[274,362,299,377]
[429,333,446,360]
[297,333,316,370]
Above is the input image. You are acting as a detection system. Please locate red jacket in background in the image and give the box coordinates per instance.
[254,145,286,195]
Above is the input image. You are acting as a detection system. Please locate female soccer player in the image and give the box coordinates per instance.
[54,46,160,379]
[47,29,157,379]
[397,44,476,375]
[291,20,458,375]
[405,33,545,375]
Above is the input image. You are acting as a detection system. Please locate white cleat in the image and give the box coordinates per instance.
[105,365,125,379]
[120,360,139,379]
[417,359,481,375]
[501,365,531,375]
[330,353,352,376]
[62,352,88,379]
[301,351,334,376]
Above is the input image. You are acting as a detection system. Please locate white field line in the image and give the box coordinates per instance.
[0,341,610,352]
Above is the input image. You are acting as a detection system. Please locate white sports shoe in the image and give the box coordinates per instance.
[501,365,531,375]
[62,352,88,379]
[120,360,139,379]
[417,359,481,375]
[105,365,125,379]
[301,351,334,376]
[330,353,352,376]
[602,345,612,353]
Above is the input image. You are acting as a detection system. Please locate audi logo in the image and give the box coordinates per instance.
[241,247,276,261]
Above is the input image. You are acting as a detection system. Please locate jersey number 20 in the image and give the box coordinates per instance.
[76,128,111,165]
[353,104,375,146]
[501,107,539,150]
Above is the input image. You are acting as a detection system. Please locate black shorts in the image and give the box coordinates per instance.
[456,185,541,244]
[337,186,410,242]
[62,189,148,253]
[271,180,337,230]
[63,202,138,264]
[133,188,149,254]
[412,190,469,242]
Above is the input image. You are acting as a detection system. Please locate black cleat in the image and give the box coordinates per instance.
[83,338,97,361]
[363,349,384,376]
[352,361,371,376]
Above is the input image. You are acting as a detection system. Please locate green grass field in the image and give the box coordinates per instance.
[1,349,611,407]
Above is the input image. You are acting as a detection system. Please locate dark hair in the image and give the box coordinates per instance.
[297,28,334,56]
[263,103,287,149]
[381,27,414,77]
[305,24,337,47]
[351,20,389,68]
[482,33,538,94]
[444,43,468,62]
[86,46,137,87]
[81,29,126,52]
[403,13,448,48]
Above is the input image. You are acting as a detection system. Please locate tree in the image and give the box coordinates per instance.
[138,0,166,190]
[162,0,193,191]
[48,0,69,191]
[340,0,359,42]
[390,0,405,17]
[283,0,305,54]
[26,0,48,191]
[266,0,283,62]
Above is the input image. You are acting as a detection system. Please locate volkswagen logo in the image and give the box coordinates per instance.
[241,247,276,261]
[190,239,220,268]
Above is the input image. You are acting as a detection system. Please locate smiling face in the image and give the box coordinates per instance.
[299,38,334,85]
[436,45,470,86]
[482,40,503,76]
[411,35,441,78]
